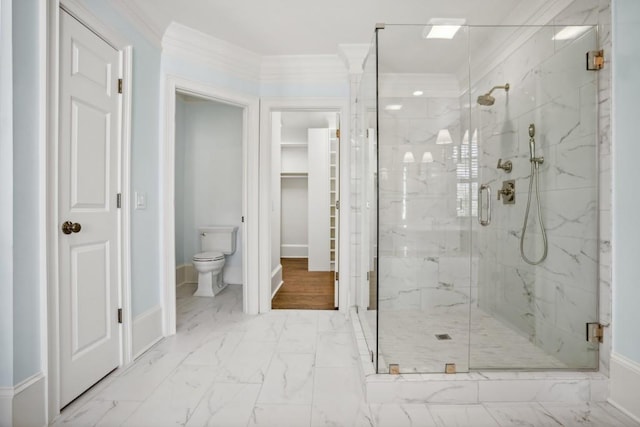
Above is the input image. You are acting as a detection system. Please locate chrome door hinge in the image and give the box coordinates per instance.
[116,193,121,208]
[118,78,123,94]
[241,216,245,223]
[586,322,604,343]
[366,271,370,281]
[117,308,123,324]
[586,50,604,71]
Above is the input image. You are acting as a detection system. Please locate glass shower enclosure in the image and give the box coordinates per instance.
[355,23,600,374]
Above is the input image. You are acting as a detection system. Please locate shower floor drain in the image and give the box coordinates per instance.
[435,334,452,340]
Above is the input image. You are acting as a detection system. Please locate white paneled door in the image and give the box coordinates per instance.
[58,10,121,408]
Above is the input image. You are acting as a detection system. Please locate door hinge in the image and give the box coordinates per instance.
[370,350,374,363]
[118,78,123,94]
[586,50,604,71]
[366,271,370,281]
[336,200,340,210]
[336,128,340,139]
[366,129,369,138]
[117,308,123,324]
[116,193,121,208]
[241,216,245,223]
[586,322,604,343]
[335,272,339,281]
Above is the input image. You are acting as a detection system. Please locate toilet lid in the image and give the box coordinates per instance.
[193,251,224,261]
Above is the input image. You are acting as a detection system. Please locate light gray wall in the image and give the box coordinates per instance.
[612,0,640,364]
[174,98,244,274]
[83,1,162,316]
[12,0,42,384]
[0,0,14,389]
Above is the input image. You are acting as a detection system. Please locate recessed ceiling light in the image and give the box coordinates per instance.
[552,26,591,41]
[385,104,403,111]
[413,90,424,96]
[423,18,466,40]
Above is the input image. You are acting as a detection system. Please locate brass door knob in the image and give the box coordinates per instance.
[61,221,82,234]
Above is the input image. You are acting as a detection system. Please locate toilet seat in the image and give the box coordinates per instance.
[193,251,224,262]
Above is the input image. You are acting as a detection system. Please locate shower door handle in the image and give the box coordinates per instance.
[478,184,491,226]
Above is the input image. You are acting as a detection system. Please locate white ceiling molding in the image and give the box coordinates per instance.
[110,0,164,47]
[260,55,348,84]
[162,22,262,83]
[337,44,371,75]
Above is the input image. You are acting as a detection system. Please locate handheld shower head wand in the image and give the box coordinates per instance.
[477,83,510,106]
[528,123,544,168]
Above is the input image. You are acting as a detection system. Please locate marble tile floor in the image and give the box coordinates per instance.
[51,284,639,427]
[366,307,568,374]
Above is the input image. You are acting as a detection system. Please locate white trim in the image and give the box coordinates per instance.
[0,387,12,427]
[281,244,309,258]
[7,373,47,427]
[119,45,134,367]
[132,305,163,359]
[337,44,370,74]
[260,55,347,83]
[609,352,640,422]
[109,0,163,47]
[59,0,128,49]
[162,75,260,336]
[162,23,261,83]
[259,97,350,314]
[46,1,133,420]
[271,264,283,298]
[176,264,197,287]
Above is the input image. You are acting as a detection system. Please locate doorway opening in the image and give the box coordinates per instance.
[173,94,246,318]
[270,111,340,310]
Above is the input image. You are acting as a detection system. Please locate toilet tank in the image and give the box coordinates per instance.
[199,225,238,255]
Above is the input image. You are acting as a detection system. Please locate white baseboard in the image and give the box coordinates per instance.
[132,305,163,359]
[281,244,308,258]
[0,372,47,427]
[609,352,640,422]
[176,263,197,287]
[0,387,12,427]
[271,263,283,298]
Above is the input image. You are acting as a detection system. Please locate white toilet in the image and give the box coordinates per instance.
[192,225,238,297]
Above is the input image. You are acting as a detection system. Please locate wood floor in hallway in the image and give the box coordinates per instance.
[272,258,335,310]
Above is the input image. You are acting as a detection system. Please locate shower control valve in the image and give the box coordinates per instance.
[496,158,512,173]
[497,180,516,204]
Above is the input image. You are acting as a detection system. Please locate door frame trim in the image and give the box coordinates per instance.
[45,0,133,420]
[259,97,350,313]
[161,75,260,334]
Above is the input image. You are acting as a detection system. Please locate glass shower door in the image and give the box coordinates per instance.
[375,25,473,374]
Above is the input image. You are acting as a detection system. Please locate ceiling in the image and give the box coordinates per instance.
[122,0,536,56]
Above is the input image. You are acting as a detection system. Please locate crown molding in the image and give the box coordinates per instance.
[260,54,348,83]
[162,22,261,82]
[109,0,164,47]
[337,44,371,74]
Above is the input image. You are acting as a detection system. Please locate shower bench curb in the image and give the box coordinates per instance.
[349,309,609,404]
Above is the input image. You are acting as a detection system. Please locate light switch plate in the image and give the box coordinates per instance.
[135,191,147,210]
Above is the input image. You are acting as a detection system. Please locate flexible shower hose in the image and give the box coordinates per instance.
[520,162,548,265]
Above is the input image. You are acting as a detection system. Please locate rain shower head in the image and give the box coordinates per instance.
[477,83,510,106]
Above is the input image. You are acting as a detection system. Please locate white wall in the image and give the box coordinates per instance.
[611,0,640,419]
[12,0,42,385]
[281,178,309,256]
[271,113,282,269]
[174,97,244,279]
[0,0,14,390]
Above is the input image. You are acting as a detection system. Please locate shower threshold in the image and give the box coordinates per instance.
[350,308,608,404]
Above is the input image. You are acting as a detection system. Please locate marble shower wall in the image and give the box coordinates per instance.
[471,18,602,368]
